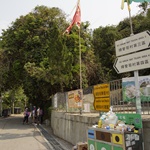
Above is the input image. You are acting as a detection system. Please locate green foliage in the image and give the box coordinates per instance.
[2,86,27,110]
[0,5,150,117]
[0,6,97,110]
[0,6,69,106]
[92,26,121,82]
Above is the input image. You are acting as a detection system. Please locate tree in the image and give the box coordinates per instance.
[0,6,70,105]
[92,26,123,82]
[0,6,97,107]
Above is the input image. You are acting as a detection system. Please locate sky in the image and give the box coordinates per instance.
[0,0,141,36]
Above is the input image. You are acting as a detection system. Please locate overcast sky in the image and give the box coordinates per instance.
[0,0,141,35]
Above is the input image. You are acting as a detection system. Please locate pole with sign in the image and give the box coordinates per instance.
[117,5,146,150]
[114,30,150,114]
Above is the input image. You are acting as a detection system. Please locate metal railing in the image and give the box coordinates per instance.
[52,79,150,115]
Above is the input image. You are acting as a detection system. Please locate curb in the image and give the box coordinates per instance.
[33,124,55,150]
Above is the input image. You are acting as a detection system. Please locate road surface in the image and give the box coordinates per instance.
[0,114,51,150]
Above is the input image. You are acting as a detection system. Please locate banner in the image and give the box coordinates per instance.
[68,89,83,108]
[122,76,150,102]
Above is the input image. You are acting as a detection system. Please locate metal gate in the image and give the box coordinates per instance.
[110,79,150,114]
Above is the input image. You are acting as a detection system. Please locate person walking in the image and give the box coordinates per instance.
[37,107,43,125]
[23,108,30,124]
[37,107,40,125]
[32,106,37,124]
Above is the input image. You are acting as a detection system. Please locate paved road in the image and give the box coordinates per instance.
[0,114,74,150]
[0,115,51,150]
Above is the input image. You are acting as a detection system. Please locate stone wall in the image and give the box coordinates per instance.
[51,110,150,150]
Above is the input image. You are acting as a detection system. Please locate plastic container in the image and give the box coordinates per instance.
[98,119,102,128]
[104,114,118,125]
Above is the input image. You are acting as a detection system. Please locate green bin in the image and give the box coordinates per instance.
[113,146,123,150]
[96,141,111,150]
[88,139,96,150]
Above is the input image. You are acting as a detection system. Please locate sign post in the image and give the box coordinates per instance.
[134,70,142,114]
[114,30,150,115]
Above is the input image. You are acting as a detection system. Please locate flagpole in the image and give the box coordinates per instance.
[79,29,82,90]
[78,0,82,90]
[79,24,82,115]
[63,0,82,114]
[77,0,82,115]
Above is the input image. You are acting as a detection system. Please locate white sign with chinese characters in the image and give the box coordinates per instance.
[114,49,150,73]
[115,30,150,57]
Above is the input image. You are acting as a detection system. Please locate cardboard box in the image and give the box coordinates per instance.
[72,145,77,150]
[77,142,88,150]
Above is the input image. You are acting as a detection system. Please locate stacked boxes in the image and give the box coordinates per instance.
[77,142,88,150]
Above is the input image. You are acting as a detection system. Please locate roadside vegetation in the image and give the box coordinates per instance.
[0,3,149,117]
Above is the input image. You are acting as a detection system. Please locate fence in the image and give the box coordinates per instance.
[52,79,150,115]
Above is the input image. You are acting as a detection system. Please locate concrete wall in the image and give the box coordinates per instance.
[51,111,150,150]
[51,111,99,145]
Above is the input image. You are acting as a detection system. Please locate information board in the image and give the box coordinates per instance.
[68,89,83,108]
[116,113,142,129]
[93,83,110,112]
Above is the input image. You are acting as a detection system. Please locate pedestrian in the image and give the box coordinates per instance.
[37,107,43,125]
[32,106,37,124]
[37,107,40,125]
[23,108,30,124]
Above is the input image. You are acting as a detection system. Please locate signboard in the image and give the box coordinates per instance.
[68,89,83,108]
[93,83,110,111]
[116,113,142,129]
[122,76,150,102]
[115,30,150,57]
[114,49,150,73]
[94,97,110,112]
[93,83,110,97]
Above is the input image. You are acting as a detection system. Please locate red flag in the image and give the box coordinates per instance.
[64,1,81,34]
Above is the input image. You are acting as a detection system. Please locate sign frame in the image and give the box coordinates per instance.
[114,48,150,74]
[115,30,150,57]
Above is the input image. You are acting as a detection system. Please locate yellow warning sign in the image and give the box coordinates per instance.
[93,84,110,98]
[93,97,110,112]
[93,83,110,112]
